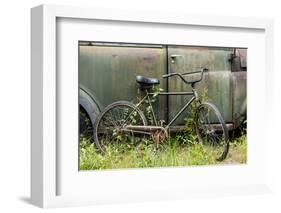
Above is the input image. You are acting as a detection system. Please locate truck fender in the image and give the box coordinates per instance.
[79,88,101,128]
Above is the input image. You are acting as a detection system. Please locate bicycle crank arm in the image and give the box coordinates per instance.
[119,128,152,135]
[123,125,167,136]
[124,125,165,132]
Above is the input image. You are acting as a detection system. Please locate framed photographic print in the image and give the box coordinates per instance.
[31,4,274,208]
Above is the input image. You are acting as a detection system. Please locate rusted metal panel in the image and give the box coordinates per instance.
[168,46,233,72]
[79,42,247,130]
[167,46,234,124]
[237,49,247,69]
[79,43,167,120]
[230,48,247,72]
[206,71,233,122]
[231,71,247,128]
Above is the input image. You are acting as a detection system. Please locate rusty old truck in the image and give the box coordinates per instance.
[79,41,247,135]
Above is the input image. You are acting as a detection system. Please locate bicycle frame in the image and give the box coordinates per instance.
[135,88,200,130]
[94,68,230,161]
[123,68,206,134]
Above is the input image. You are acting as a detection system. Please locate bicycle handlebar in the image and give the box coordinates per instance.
[162,68,207,84]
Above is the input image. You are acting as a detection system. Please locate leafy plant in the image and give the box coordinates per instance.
[80,84,247,170]
[79,133,247,170]
[139,84,164,125]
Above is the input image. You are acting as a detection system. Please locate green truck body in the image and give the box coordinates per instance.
[79,42,246,131]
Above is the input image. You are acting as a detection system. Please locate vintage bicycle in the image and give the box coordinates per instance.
[93,68,229,161]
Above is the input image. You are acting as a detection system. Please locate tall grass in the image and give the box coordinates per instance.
[79,134,247,170]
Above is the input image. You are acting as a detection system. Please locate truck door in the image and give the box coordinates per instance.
[79,42,167,122]
[167,46,233,125]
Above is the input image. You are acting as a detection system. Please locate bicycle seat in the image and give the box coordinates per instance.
[136,75,160,88]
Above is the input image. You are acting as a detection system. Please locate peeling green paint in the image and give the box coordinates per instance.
[79,42,247,129]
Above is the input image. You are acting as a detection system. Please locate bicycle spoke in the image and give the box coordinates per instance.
[94,102,147,153]
[195,102,229,161]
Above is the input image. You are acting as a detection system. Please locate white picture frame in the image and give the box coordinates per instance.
[31,4,274,208]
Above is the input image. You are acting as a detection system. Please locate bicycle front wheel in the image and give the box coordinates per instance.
[93,101,147,153]
[195,102,229,161]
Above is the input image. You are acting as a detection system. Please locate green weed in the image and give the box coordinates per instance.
[79,133,247,170]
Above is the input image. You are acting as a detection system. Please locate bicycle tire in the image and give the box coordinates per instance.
[93,101,148,153]
[195,102,229,161]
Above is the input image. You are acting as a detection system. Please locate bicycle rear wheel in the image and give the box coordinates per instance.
[195,102,229,161]
[93,101,147,153]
